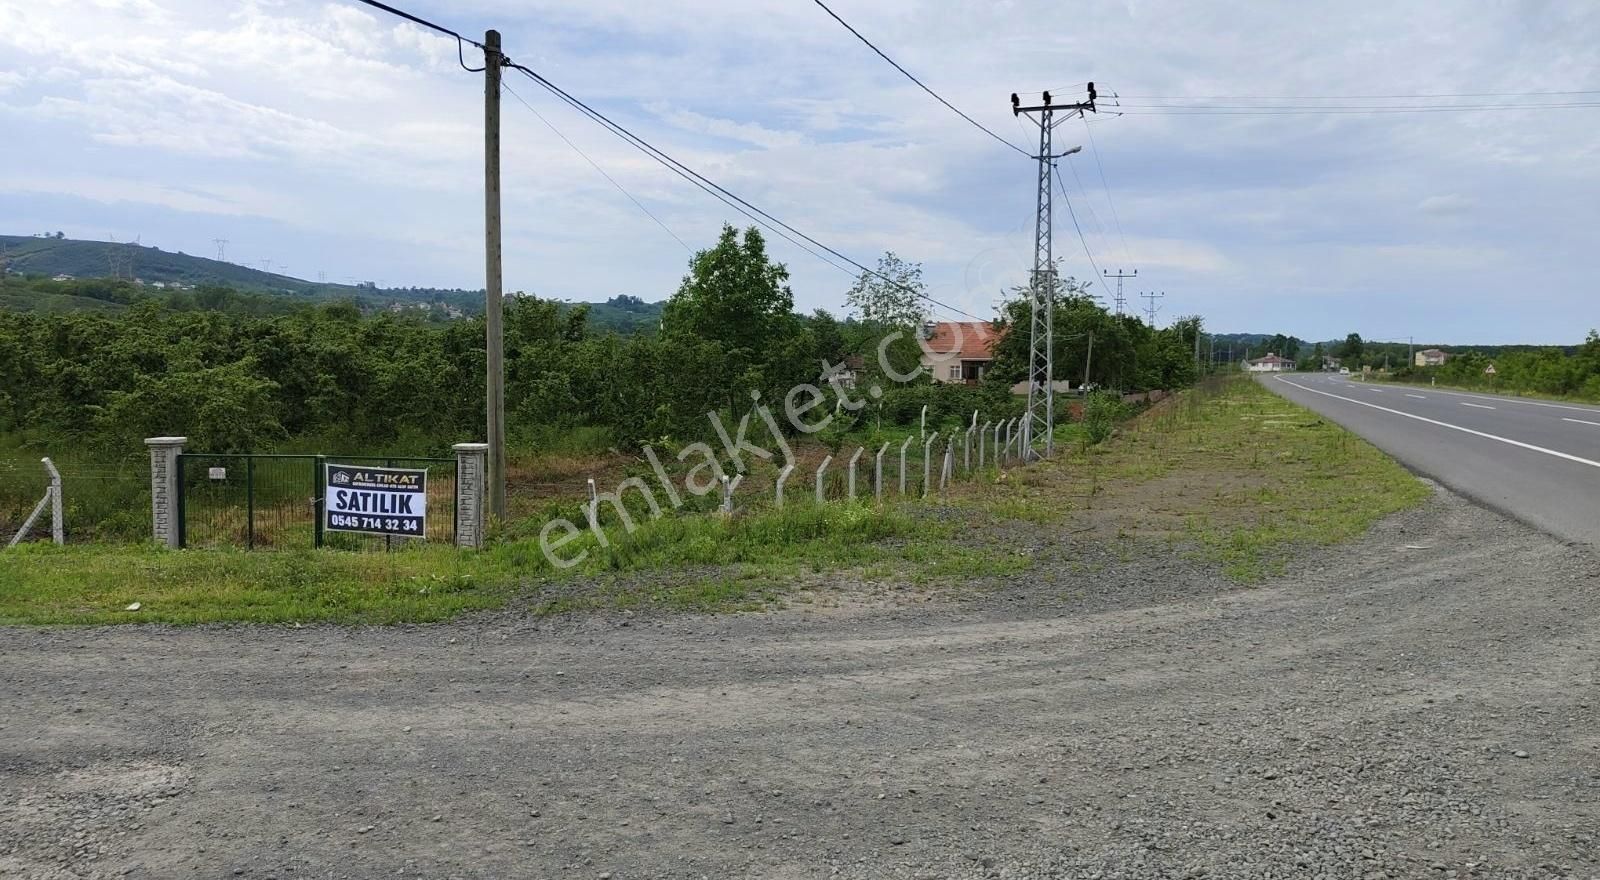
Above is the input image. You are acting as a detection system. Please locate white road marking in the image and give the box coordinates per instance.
[1406,394,1427,399]
[1368,388,1385,393]
[1272,376,1600,470]
[1461,402,1495,410]
[1418,385,1600,415]
[1563,417,1600,428]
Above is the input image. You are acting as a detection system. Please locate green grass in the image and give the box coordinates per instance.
[0,542,513,626]
[0,377,1428,624]
[0,500,1020,625]
[958,377,1429,581]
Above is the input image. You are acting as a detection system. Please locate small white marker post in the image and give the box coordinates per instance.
[874,442,889,502]
[774,463,795,508]
[899,436,914,495]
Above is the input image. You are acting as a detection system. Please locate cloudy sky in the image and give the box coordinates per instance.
[2,0,1597,343]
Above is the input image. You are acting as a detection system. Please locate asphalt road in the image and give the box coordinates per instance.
[1266,372,1600,546]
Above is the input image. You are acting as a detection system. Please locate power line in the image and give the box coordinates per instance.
[808,0,1030,158]
[1080,115,1131,267]
[1051,162,1105,291]
[1116,102,1600,115]
[351,0,990,321]
[502,80,691,253]
[349,0,484,71]
[507,62,988,321]
[1122,89,1600,100]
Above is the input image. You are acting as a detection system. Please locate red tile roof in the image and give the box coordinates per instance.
[923,321,1001,361]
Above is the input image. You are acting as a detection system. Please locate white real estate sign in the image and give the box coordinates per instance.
[323,463,427,538]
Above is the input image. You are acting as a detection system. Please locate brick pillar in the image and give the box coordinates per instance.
[453,443,488,549]
[145,436,186,548]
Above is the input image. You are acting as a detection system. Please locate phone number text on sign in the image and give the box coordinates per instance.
[323,463,428,539]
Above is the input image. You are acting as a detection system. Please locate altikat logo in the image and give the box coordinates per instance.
[331,471,353,485]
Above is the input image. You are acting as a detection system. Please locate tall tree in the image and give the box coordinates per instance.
[844,251,926,329]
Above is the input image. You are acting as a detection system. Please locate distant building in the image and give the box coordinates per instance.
[1414,348,1450,367]
[1320,355,1341,371]
[50,274,75,282]
[1244,352,1295,373]
[919,321,1002,385]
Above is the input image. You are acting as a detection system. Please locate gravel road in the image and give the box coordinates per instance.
[3,486,1598,879]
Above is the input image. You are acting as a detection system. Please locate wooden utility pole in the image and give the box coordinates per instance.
[484,29,507,521]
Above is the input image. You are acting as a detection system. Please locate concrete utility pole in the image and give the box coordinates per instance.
[484,29,507,521]
[1011,84,1095,460]
[1103,268,1136,317]
[1082,331,1094,392]
[1408,336,1414,367]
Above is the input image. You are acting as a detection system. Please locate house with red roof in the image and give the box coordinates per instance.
[920,321,1002,384]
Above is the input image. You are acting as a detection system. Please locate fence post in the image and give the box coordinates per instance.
[815,455,832,504]
[899,436,914,495]
[722,474,742,515]
[963,426,973,473]
[979,422,990,469]
[775,463,794,508]
[313,454,326,549]
[920,404,928,441]
[144,436,186,549]
[922,432,938,497]
[848,447,863,499]
[586,478,599,530]
[874,442,888,502]
[42,457,62,545]
[452,443,488,549]
[940,440,953,492]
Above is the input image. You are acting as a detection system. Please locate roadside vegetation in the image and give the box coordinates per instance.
[0,376,1427,625]
[954,376,1429,580]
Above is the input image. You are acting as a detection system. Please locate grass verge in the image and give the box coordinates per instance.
[1,376,1426,624]
[954,376,1429,580]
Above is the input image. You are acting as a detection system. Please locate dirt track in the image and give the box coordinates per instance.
[3,485,1598,879]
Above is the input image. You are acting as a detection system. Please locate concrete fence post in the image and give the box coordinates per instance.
[941,440,953,492]
[452,443,488,549]
[991,422,1002,464]
[979,422,990,469]
[899,436,914,495]
[847,447,864,499]
[922,432,938,498]
[815,455,832,505]
[775,463,795,509]
[43,457,62,545]
[145,436,186,548]
[964,425,974,473]
[874,442,889,502]
[585,478,600,531]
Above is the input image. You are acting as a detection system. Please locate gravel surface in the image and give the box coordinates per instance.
[2,485,1598,879]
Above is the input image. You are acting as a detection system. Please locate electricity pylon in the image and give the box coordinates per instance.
[1011,84,1096,459]
[1103,268,1136,316]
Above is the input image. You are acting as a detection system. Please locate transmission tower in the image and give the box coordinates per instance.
[1103,268,1136,316]
[214,239,229,262]
[1141,290,1165,326]
[1011,84,1096,459]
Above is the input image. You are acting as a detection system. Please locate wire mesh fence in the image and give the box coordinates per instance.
[178,454,456,551]
[0,454,149,544]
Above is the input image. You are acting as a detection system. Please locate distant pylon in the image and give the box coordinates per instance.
[1141,290,1165,326]
[214,239,228,262]
[1103,268,1136,316]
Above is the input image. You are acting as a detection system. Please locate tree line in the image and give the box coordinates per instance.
[0,225,1204,456]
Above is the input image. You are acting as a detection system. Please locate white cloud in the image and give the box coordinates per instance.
[0,0,1596,341]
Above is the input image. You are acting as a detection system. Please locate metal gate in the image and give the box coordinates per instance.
[175,454,456,550]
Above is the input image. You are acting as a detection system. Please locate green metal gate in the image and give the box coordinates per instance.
[175,454,456,550]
